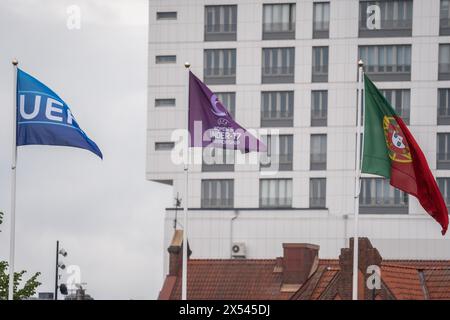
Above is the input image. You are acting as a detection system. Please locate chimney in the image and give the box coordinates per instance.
[338,237,382,300]
[167,229,191,276]
[282,243,320,285]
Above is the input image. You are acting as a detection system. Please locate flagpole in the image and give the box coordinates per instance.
[181,62,191,300]
[352,59,364,300]
[8,59,19,300]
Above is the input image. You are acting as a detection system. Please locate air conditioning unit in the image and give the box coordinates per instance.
[231,242,246,258]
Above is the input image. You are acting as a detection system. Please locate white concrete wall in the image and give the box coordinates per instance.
[148,0,450,273]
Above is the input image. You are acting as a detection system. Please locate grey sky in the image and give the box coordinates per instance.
[0,0,171,299]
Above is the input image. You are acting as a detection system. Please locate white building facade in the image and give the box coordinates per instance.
[147,0,450,270]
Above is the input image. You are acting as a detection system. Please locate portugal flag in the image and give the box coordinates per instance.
[362,74,449,235]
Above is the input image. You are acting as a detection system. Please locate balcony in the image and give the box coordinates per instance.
[310,197,326,209]
[310,153,326,170]
[438,108,450,125]
[359,19,412,38]
[204,67,236,85]
[439,63,450,81]
[437,153,450,169]
[262,66,294,84]
[261,111,293,127]
[201,198,234,209]
[313,23,329,39]
[262,22,295,40]
[260,154,293,171]
[204,24,237,41]
[311,65,328,83]
[364,65,411,82]
[259,197,292,209]
[311,113,327,127]
[359,197,408,214]
[440,18,450,36]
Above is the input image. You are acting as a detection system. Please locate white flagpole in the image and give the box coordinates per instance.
[352,60,364,300]
[8,59,19,300]
[181,62,191,300]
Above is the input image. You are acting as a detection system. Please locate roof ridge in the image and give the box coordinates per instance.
[382,263,450,270]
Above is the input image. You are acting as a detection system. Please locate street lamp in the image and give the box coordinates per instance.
[55,240,68,300]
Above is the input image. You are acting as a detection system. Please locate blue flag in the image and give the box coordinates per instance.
[16,69,103,159]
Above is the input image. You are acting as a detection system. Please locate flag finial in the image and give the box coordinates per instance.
[358,59,364,67]
[184,62,191,69]
[12,59,18,66]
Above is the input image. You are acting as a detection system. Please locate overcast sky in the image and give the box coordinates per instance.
[0,0,172,299]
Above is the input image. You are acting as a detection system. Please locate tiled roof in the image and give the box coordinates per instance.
[423,268,450,299]
[379,264,425,299]
[158,235,450,300]
[291,260,450,300]
[163,259,293,300]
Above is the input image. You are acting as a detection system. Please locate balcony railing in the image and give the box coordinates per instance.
[359,18,412,37]
[201,198,234,209]
[204,24,237,41]
[313,22,329,39]
[312,65,328,83]
[438,108,450,125]
[364,64,411,81]
[262,66,294,84]
[359,197,408,214]
[310,197,326,208]
[310,153,326,170]
[440,18,450,35]
[311,113,327,127]
[260,154,293,171]
[439,63,450,81]
[261,111,293,127]
[259,197,292,208]
[437,153,450,169]
[262,22,295,40]
[204,67,236,85]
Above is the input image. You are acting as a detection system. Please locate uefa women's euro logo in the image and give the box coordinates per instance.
[209,94,227,117]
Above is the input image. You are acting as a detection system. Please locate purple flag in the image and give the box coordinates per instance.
[188,71,266,153]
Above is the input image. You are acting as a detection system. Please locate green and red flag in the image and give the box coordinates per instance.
[362,74,449,235]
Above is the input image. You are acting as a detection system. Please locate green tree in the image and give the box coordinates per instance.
[0,261,41,300]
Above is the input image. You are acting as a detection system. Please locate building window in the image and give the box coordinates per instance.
[437,133,450,169]
[438,89,450,125]
[155,142,175,151]
[156,12,177,20]
[259,179,292,208]
[261,91,294,127]
[311,90,328,127]
[260,135,293,171]
[312,47,329,83]
[310,178,326,208]
[359,45,411,81]
[262,47,295,84]
[215,92,236,118]
[360,178,408,214]
[201,179,234,208]
[441,0,450,35]
[439,44,450,81]
[204,49,236,85]
[313,2,330,39]
[359,0,413,37]
[155,55,176,64]
[380,89,410,125]
[155,98,176,107]
[202,147,234,172]
[204,5,237,41]
[262,3,296,40]
[437,178,450,207]
[310,134,327,170]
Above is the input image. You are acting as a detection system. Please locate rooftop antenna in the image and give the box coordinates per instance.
[174,193,181,230]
